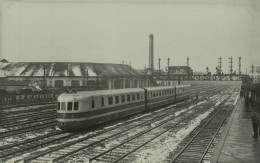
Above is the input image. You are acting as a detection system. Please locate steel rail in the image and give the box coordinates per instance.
[169,98,233,162]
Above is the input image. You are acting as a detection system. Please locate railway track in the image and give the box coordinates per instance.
[169,94,238,163]
[15,87,233,163]
[0,83,236,162]
[0,98,198,161]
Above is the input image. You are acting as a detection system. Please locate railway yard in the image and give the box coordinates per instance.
[0,83,241,163]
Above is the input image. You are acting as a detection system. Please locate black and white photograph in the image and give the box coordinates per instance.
[0,0,260,162]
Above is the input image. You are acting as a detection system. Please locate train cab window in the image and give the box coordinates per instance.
[121,95,125,103]
[92,100,95,108]
[127,94,131,102]
[68,102,73,111]
[74,102,79,110]
[61,102,66,111]
[132,94,136,101]
[115,96,119,104]
[57,103,60,110]
[101,97,104,106]
[137,94,140,100]
[108,97,113,105]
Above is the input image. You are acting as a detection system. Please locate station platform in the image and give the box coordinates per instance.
[211,97,260,163]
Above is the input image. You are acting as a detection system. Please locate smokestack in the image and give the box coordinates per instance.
[149,34,154,70]
[187,57,189,67]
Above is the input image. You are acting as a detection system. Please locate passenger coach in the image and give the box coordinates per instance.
[57,85,190,130]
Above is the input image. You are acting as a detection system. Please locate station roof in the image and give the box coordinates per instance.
[0,62,142,77]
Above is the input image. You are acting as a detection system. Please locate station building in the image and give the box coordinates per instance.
[0,60,148,90]
[168,66,193,76]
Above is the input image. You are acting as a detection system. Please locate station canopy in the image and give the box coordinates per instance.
[0,62,142,77]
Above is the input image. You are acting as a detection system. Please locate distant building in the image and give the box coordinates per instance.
[0,61,148,90]
[168,66,193,76]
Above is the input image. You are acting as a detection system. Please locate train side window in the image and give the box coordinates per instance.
[141,93,143,99]
[101,97,104,106]
[74,102,79,110]
[153,92,155,97]
[156,92,159,96]
[137,94,140,100]
[108,96,113,105]
[159,91,161,96]
[132,94,136,101]
[127,94,131,102]
[61,102,66,111]
[150,92,152,98]
[115,96,119,104]
[68,102,73,111]
[121,95,125,103]
[92,100,95,108]
[57,102,60,110]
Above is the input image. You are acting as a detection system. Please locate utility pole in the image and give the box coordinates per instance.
[67,62,69,88]
[229,57,233,74]
[43,63,46,91]
[229,57,233,80]
[218,57,222,74]
[251,64,254,80]
[167,58,170,77]
[238,57,241,74]
[158,58,161,79]
[187,57,189,67]
[218,57,222,80]
[251,64,254,74]
[206,67,209,75]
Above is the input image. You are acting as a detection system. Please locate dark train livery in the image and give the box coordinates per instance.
[57,85,191,130]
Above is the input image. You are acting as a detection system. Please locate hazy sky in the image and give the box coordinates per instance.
[0,0,258,73]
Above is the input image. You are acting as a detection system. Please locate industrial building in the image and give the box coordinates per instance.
[0,60,148,90]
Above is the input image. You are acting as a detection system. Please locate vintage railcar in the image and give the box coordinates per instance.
[57,85,191,130]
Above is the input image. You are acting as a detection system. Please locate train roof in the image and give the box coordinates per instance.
[175,84,191,88]
[143,86,175,91]
[58,85,191,101]
[58,88,144,101]
[143,85,190,91]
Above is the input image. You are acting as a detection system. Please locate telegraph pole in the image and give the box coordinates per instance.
[251,64,254,74]
[229,57,233,80]
[206,67,209,75]
[218,57,222,74]
[158,58,161,79]
[238,57,241,74]
[43,63,46,91]
[251,64,254,80]
[217,57,222,80]
[167,58,170,77]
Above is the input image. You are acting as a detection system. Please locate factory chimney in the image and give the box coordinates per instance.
[149,34,154,70]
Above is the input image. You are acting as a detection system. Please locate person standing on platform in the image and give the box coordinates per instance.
[252,112,259,138]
